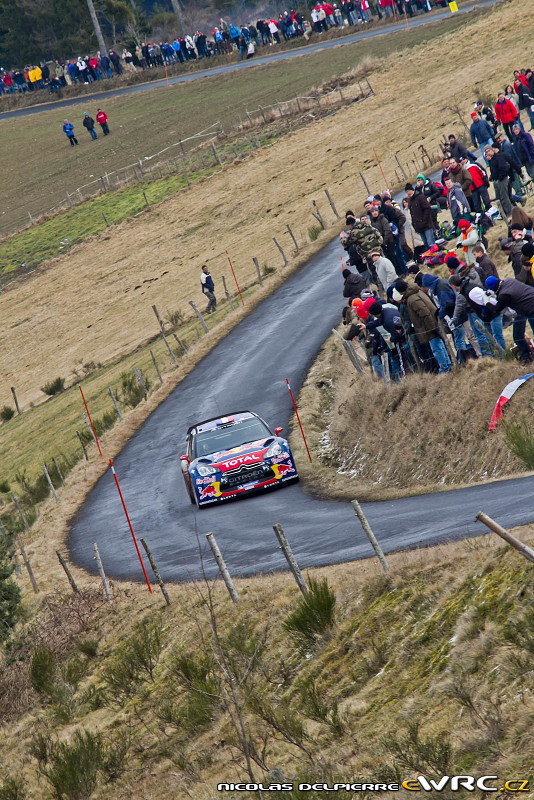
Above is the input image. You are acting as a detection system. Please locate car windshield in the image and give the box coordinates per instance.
[194,418,271,458]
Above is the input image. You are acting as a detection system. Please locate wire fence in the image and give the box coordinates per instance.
[0,79,375,241]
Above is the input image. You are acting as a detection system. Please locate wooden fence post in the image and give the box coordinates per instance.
[395,154,408,181]
[311,201,325,229]
[42,463,58,503]
[360,172,371,196]
[10,492,29,531]
[331,328,364,374]
[324,189,340,219]
[285,225,299,253]
[221,276,235,310]
[211,140,223,167]
[17,534,38,593]
[273,237,288,267]
[351,500,390,572]
[150,350,163,385]
[133,367,148,400]
[56,551,79,593]
[93,542,111,601]
[82,411,97,446]
[152,304,178,364]
[53,457,66,487]
[172,332,189,355]
[189,301,209,334]
[295,94,302,112]
[476,511,534,562]
[140,538,170,605]
[108,385,123,421]
[102,212,110,226]
[142,190,149,207]
[206,532,239,603]
[253,257,263,286]
[10,387,21,415]
[473,319,505,358]
[273,524,308,596]
[338,86,344,103]
[76,430,89,460]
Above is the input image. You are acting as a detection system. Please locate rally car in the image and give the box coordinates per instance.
[180,411,298,508]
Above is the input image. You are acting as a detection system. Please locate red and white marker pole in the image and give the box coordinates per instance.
[79,385,102,456]
[109,458,152,593]
[226,250,245,307]
[286,378,312,463]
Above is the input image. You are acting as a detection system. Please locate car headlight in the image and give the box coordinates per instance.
[197,464,217,477]
[265,442,283,458]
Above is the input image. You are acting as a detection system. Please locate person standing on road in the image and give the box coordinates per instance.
[201,265,216,314]
[62,119,78,146]
[82,112,98,140]
[96,108,110,135]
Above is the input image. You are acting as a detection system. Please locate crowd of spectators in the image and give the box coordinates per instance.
[339,69,534,379]
[0,1,450,95]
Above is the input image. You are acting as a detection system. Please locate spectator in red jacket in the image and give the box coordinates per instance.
[460,156,492,214]
[96,108,109,135]
[495,91,519,139]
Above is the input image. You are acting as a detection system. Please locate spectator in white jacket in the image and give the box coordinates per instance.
[371,250,397,293]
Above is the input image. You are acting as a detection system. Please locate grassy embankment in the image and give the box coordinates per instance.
[289,206,534,501]
[1,522,534,799]
[0,1,484,238]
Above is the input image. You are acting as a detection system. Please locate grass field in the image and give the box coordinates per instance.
[0,3,485,237]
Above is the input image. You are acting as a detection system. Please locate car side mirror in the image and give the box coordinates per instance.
[274,427,283,436]
[180,455,189,473]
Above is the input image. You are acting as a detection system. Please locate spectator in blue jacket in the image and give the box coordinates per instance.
[62,119,78,146]
[469,112,494,152]
[512,122,534,180]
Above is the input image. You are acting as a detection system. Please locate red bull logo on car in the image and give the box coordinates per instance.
[199,482,222,500]
[271,462,295,479]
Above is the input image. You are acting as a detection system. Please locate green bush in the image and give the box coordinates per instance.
[283,576,337,647]
[41,377,65,396]
[77,638,99,658]
[119,371,150,408]
[166,308,185,329]
[30,647,57,697]
[15,468,50,504]
[103,617,163,704]
[502,418,534,469]
[0,480,10,493]
[0,533,20,641]
[35,729,103,800]
[0,406,15,422]
[0,776,27,800]
[308,224,323,242]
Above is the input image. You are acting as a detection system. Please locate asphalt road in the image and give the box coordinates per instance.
[69,231,534,584]
[1,0,497,121]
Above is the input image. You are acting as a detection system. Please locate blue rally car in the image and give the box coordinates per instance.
[180,411,299,508]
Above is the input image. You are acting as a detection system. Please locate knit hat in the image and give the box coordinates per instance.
[458,218,471,230]
[470,112,477,118]
[368,301,383,316]
[416,173,425,180]
[342,268,351,278]
[363,297,377,311]
[405,183,414,192]
[421,274,436,289]
[485,276,499,291]
[394,279,408,293]
[522,241,534,259]
[351,297,363,308]
[356,306,370,321]
[445,255,461,270]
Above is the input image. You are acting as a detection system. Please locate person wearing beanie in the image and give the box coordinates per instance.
[370,250,397,294]
[470,112,494,152]
[473,244,499,285]
[363,296,408,380]
[405,183,435,249]
[485,145,514,218]
[456,217,479,265]
[368,206,401,273]
[394,279,451,373]
[342,268,366,301]
[415,173,442,225]
[448,265,497,357]
[484,275,534,362]
[448,133,477,163]
[82,111,98,140]
[512,122,534,180]
[444,175,470,228]
[445,255,464,273]
[421,273,456,319]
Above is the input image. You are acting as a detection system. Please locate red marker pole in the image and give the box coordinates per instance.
[373,148,390,194]
[226,250,245,307]
[109,459,152,593]
[286,378,312,463]
[79,385,102,456]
